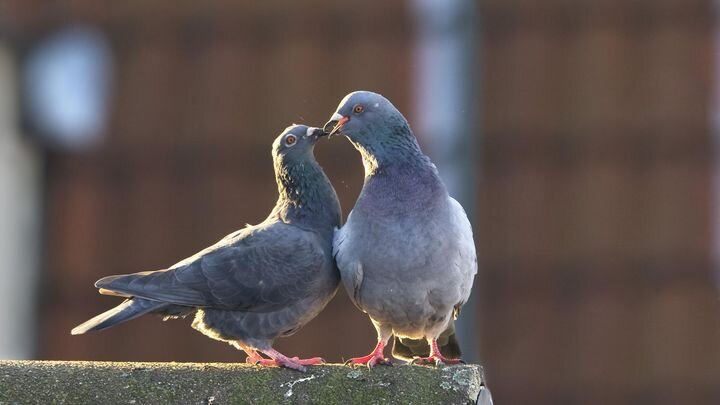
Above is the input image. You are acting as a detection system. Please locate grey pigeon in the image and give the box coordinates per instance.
[324,91,477,366]
[71,125,342,372]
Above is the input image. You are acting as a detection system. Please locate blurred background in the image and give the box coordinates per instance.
[0,0,719,403]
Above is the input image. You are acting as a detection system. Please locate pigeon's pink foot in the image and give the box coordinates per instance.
[345,341,391,367]
[411,339,464,366]
[254,356,306,372]
[234,343,265,365]
[245,352,265,365]
[290,356,326,366]
[252,357,306,372]
[254,349,327,372]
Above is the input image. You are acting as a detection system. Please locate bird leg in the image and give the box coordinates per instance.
[253,348,326,372]
[234,342,322,371]
[244,350,265,365]
[345,340,392,367]
[411,338,464,366]
[233,342,265,365]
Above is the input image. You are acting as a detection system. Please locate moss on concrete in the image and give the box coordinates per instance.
[0,360,484,404]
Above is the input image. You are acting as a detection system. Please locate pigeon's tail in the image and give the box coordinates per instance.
[391,323,462,361]
[71,298,167,335]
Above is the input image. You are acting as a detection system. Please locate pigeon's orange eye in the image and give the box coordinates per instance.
[353,104,364,114]
[285,135,297,146]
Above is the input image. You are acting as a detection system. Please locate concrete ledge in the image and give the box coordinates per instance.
[0,360,486,404]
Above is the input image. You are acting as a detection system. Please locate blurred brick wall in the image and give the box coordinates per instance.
[480,0,720,404]
[4,1,720,404]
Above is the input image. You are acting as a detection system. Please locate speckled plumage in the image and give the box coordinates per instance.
[325,91,477,365]
[72,125,341,371]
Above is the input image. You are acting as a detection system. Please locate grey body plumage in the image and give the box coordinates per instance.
[325,91,477,365]
[72,125,341,371]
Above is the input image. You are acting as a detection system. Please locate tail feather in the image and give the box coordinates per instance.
[71,298,167,335]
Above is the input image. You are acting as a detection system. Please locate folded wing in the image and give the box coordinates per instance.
[95,224,326,313]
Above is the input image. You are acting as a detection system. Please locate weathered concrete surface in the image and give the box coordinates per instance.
[0,361,484,404]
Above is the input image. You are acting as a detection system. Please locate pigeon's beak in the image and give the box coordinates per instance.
[307,127,325,142]
[323,113,349,137]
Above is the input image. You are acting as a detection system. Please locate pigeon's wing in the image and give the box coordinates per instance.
[96,224,327,312]
[333,216,365,311]
[448,196,477,309]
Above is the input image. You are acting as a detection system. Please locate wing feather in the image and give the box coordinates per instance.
[96,223,327,312]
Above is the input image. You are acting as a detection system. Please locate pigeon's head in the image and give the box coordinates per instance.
[323,91,411,147]
[272,125,325,164]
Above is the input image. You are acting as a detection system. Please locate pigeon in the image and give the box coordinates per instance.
[71,125,342,372]
[324,91,477,366]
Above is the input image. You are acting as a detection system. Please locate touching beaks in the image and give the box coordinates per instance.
[307,127,325,139]
[323,114,349,137]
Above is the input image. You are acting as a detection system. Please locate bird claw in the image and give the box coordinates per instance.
[290,357,326,366]
[365,358,392,370]
[344,354,392,368]
[372,358,393,369]
[277,359,307,372]
[246,355,265,365]
[247,355,319,372]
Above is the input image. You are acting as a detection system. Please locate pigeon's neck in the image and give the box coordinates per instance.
[271,159,341,235]
[352,126,433,177]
